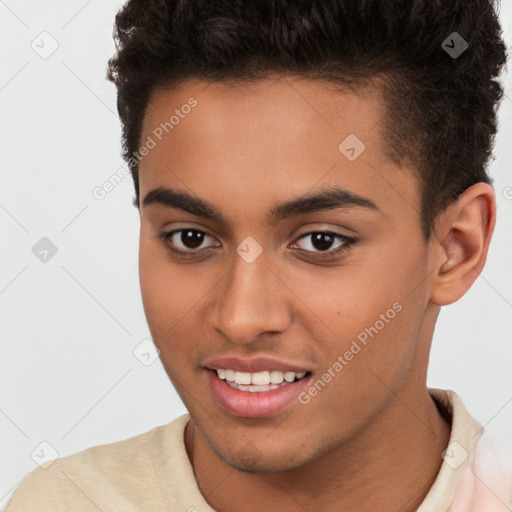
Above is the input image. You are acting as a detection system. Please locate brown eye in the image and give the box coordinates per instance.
[180,229,206,249]
[158,228,220,254]
[293,231,354,254]
[310,233,335,251]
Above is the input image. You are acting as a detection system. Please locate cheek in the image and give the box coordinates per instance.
[293,298,421,440]
[138,235,215,365]
[323,261,426,400]
[138,237,191,341]
[279,258,406,342]
[286,242,424,379]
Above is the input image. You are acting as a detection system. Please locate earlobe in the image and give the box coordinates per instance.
[429,183,496,306]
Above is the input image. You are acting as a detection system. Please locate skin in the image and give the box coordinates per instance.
[136,75,495,511]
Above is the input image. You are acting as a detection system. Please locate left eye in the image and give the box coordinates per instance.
[158,229,219,253]
[291,231,354,253]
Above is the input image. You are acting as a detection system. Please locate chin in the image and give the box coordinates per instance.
[210,438,315,474]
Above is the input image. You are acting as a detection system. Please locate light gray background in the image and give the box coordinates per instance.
[1,1,511,507]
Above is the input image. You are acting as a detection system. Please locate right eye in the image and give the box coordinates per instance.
[157,228,221,256]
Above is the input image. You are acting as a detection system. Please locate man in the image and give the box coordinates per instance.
[7,0,511,510]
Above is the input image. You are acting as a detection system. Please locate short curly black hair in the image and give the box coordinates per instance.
[106,0,508,240]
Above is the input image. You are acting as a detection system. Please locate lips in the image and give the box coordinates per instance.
[204,356,310,374]
[203,356,312,418]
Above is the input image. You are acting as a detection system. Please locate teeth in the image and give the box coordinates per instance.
[251,371,270,385]
[234,371,252,385]
[215,368,308,387]
[226,382,281,392]
[284,371,295,383]
[269,371,284,384]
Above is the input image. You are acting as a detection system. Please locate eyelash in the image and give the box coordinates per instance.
[156,228,357,261]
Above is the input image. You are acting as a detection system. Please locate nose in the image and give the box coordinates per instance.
[208,250,292,344]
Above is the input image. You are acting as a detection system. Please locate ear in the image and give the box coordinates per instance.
[429,182,496,306]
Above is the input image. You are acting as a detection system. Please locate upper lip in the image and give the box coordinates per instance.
[204,356,310,374]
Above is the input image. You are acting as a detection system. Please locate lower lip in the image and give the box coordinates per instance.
[206,370,311,418]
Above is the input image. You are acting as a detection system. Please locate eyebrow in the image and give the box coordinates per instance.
[142,185,380,222]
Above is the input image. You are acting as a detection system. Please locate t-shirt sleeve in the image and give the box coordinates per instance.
[5,432,170,512]
[5,459,103,512]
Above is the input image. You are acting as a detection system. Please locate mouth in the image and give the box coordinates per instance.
[215,368,309,392]
[204,363,312,418]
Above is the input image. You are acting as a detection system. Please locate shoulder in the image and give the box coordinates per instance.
[435,389,512,510]
[6,414,190,512]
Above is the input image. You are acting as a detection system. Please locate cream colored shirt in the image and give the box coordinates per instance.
[6,389,512,511]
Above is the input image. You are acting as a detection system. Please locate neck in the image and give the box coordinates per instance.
[186,386,451,512]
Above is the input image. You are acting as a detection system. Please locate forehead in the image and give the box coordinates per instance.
[142,75,384,150]
[139,76,421,223]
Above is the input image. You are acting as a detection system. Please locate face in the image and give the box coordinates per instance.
[138,76,437,473]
